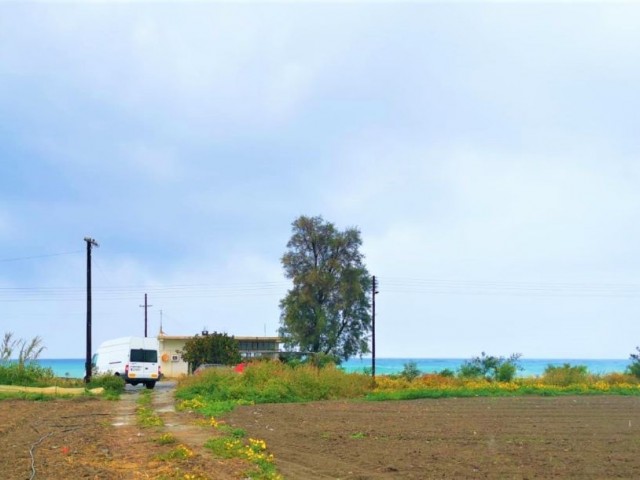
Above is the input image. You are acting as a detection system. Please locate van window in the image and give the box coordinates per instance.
[130,349,158,362]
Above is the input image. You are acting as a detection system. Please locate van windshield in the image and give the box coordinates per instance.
[130,349,158,362]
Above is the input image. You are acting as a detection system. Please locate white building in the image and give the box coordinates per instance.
[157,332,281,378]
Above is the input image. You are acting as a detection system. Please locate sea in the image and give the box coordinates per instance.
[35,357,631,379]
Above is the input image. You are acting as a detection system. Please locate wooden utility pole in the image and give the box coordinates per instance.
[140,294,152,337]
[372,275,379,380]
[84,237,99,383]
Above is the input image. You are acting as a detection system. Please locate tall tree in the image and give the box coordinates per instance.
[180,332,241,372]
[279,215,372,362]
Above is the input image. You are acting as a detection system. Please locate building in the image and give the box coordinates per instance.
[157,332,281,378]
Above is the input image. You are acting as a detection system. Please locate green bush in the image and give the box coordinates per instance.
[541,363,589,386]
[458,352,521,382]
[0,362,55,386]
[400,361,421,381]
[438,368,455,378]
[627,347,640,379]
[87,374,125,394]
[496,362,517,382]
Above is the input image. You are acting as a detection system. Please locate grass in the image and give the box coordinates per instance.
[204,422,282,480]
[157,444,194,461]
[0,362,125,399]
[176,361,370,407]
[137,390,163,427]
[0,362,57,387]
[368,373,640,401]
[175,361,640,417]
[155,433,178,445]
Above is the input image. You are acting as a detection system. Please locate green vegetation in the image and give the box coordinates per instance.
[279,215,372,362]
[87,374,125,399]
[180,332,242,371]
[0,391,52,401]
[175,359,640,419]
[205,423,282,480]
[1,332,46,365]
[137,390,163,427]
[157,444,194,461]
[155,433,178,445]
[0,332,54,388]
[627,347,640,378]
[0,362,56,387]
[176,361,371,409]
[541,363,589,386]
[400,361,421,381]
[458,352,522,382]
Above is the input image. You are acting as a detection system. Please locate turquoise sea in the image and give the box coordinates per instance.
[342,357,631,377]
[36,357,631,379]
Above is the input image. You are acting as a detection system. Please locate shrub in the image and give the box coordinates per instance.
[87,374,125,394]
[541,363,589,386]
[438,368,455,378]
[0,362,55,386]
[458,352,521,382]
[400,361,421,381]
[627,347,640,379]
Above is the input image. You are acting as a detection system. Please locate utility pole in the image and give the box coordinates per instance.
[372,275,379,381]
[139,293,152,337]
[84,237,99,383]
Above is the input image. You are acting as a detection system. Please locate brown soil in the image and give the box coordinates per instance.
[2,389,640,479]
[0,385,245,480]
[224,396,640,479]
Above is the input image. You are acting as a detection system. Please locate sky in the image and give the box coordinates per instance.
[1,1,639,360]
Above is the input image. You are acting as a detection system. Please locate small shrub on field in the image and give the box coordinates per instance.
[458,352,521,382]
[438,368,455,378]
[627,347,640,379]
[400,361,421,381]
[541,364,590,386]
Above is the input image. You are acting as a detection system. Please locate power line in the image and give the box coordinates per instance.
[0,277,638,302]
[0,250,83,263]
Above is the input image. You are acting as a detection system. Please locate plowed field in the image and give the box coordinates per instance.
[225,396,640,479]
[2,391,640,479]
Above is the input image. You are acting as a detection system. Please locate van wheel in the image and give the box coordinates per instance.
[145,381,156,389]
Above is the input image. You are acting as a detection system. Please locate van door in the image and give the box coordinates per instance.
[128,348,159,383]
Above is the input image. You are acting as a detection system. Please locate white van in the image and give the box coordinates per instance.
[93,336,161,389]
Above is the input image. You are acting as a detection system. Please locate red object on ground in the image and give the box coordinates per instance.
[234,363,247,373]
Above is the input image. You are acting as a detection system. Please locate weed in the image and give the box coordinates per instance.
[156,433,177,445]
[137,390,163,427]
[158,444,194,461]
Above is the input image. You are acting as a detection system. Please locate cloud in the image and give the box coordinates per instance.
[1,2,639,358]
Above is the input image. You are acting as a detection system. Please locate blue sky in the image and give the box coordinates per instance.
[1,2,639,359]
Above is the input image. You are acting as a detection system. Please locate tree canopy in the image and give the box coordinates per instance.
[179,331,241,371]
[279,215,372,362]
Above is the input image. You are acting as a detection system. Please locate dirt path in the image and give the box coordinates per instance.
[0,384,246,479]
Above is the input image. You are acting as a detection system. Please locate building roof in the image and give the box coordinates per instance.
[158,333,281,342]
